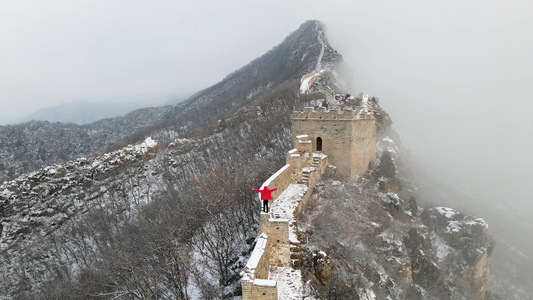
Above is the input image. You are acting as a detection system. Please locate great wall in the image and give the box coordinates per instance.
[241,104,376,299]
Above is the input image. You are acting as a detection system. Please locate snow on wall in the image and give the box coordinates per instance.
[300,69,325,94]
[242,234,278,300]
[242,233,270,280]
[259,164,292,204]
[269,266,307,299]
[241,233,278,300]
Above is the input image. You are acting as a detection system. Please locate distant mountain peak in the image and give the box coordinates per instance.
[176,20,345,117]
[0,20,350,184]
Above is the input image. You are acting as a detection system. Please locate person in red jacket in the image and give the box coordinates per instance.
[253,186,278,213]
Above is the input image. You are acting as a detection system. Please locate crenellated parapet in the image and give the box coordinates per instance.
[291,106,374,120]
[292,106,376,180]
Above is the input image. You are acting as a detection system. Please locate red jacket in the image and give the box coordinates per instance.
[253,186,278,200]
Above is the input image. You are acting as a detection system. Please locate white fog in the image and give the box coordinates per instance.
[1,0,532,296]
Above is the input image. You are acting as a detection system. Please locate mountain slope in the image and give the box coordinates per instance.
[143,20,344,140]
[0,20,344,298]
[0,20,343,185]
[22,101,155,125]
[0,20,500,299]
[0,106,171,184]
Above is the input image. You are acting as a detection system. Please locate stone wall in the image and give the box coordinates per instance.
[242,279,278,300]
[292,107,376,180]
[286,151,309,183]
[245,144,330,298]
[261,152,329,270]
[242,106,376,298]
[292,106,358,119]
[242,233,270,279]
[292,115,354,179]
[264,218,291,267]
[259,164,292,203]
[299,154,327,212]
[241,234,278,300]
[350,119,376,178]
[250,280,278,300]
[306,154,328,190]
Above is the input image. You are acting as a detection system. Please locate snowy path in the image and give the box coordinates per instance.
[299,69,325,94]
[270,184,308,245]
[299,22,326,94]
[269,266,308,300]
[315,23,325,69]
[270,184,307,221]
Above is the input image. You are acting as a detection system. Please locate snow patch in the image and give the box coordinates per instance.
[269,266,312,299]
[244,233,268,272]
[360,287,377,300]
[270,184,307,221]
[261,164,291,191]
[300,69,325,94]
[254,279,277,287]
[431,232,454,263]
[142,137,157,148]
[433,207,460,219]
[474,218,489,229]
[382,137,394,143]
[446,221,462,233]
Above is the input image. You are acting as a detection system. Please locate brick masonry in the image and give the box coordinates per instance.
[291,107,376,180]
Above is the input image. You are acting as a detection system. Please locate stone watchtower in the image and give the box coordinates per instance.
[291,106,376,180]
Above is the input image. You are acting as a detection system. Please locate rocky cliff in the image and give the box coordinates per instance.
[280,96,494,300]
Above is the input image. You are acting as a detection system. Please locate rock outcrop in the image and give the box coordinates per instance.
[295,97,494,299]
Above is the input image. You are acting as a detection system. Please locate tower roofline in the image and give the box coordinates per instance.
[292,106,374,120]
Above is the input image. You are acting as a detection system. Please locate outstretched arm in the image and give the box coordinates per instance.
[253,189,261,192]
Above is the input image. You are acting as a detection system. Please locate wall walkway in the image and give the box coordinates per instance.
[241,135,327,300]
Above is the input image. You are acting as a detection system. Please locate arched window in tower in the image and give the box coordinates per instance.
[316,137,323,152]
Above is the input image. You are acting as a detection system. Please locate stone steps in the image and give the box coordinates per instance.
[310,157,321,170]
[291,259,301,268]
[290,241,302,268]
[301,171,310,184]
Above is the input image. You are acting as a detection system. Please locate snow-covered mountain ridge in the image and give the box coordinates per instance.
[0,106,172,185]
[0,138,157,249]
[0,20,498,299]
[0,20,342,186]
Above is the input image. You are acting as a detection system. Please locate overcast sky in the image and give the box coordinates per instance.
[1,1,532,206]
[1,1,532,117]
